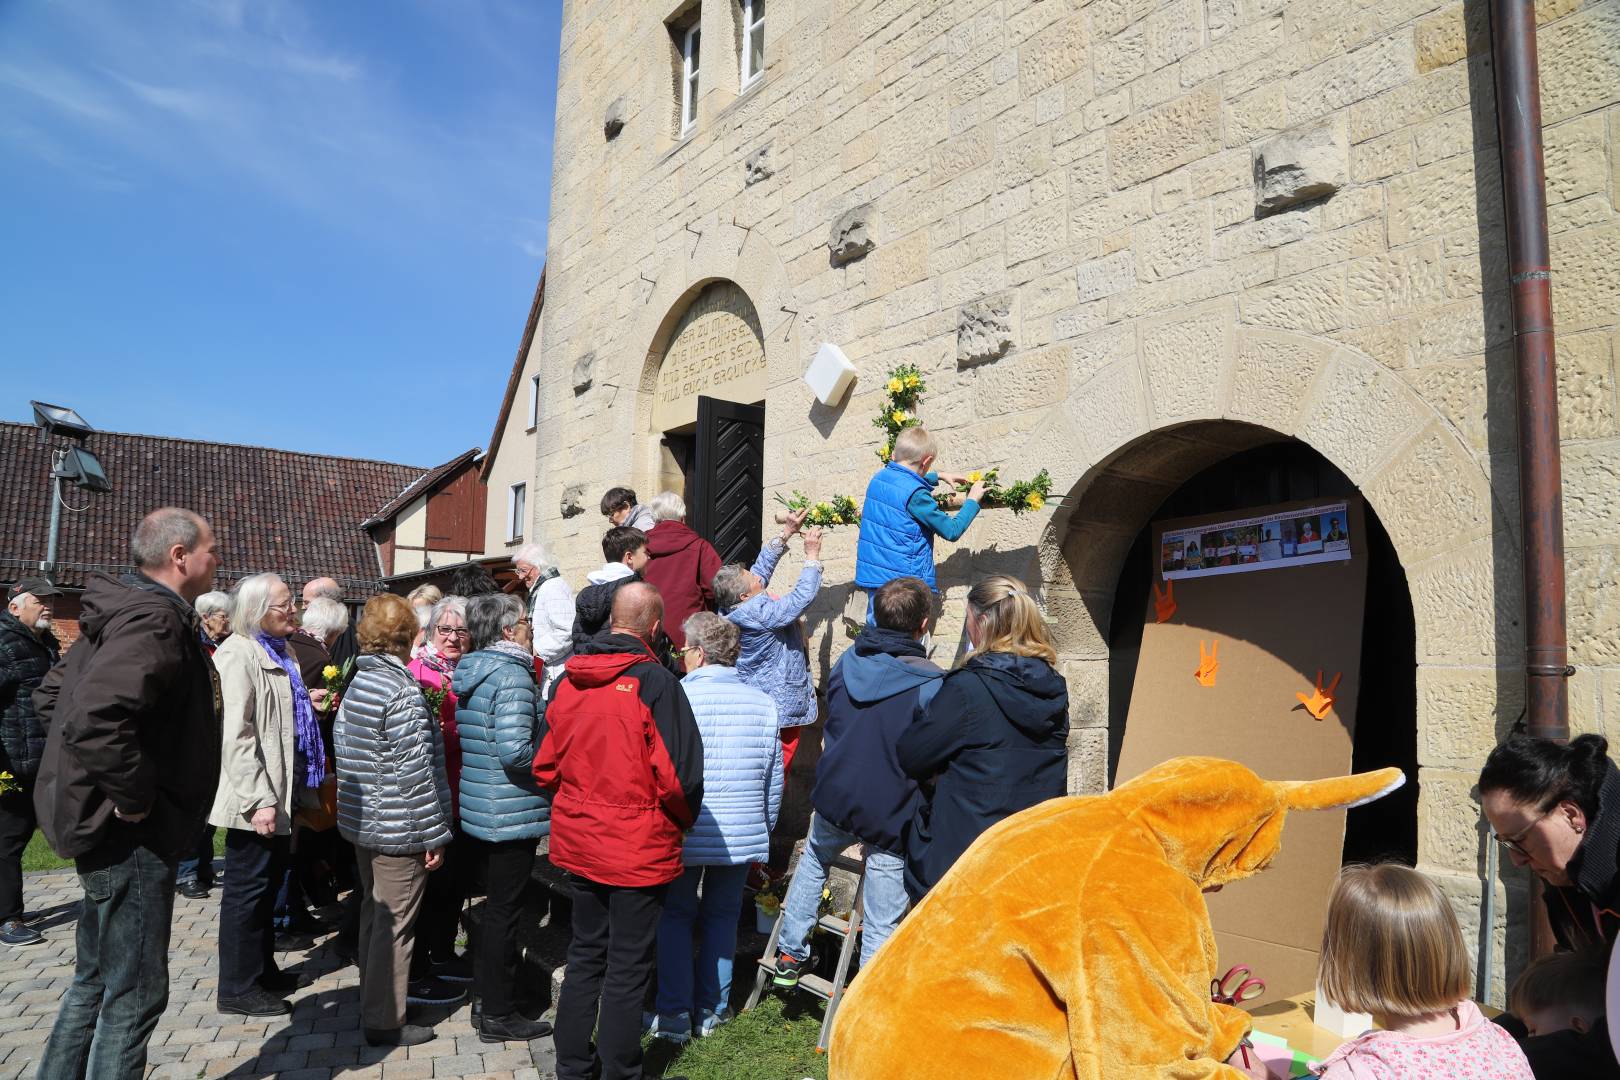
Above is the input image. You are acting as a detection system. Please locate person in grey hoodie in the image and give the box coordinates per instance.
[896,575,1069,901]
[334,593,453,1048]
[771,577,944,989]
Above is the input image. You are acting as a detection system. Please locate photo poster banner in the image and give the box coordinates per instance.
[1115,496,1370,1003]
[1159,501,1353,581]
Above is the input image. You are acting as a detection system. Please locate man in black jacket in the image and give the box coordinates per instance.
[0,577,63,948]
[32,508,223,1080]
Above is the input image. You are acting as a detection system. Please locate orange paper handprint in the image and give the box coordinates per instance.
[1153,579,1178,624]
[1195,640,1219,687]
[1296,670,1342,720]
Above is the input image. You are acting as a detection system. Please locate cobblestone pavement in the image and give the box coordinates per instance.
[0,869,558,1080]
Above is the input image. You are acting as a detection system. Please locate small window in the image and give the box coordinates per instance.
[681,22,701,135]
[508,482,526,542]
[740,0,764,87]
[527,373,540,429]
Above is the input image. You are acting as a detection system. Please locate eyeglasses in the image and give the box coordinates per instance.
[1497,805,1558,856]
[435,626,471,639]
[268,601,297,614]
[679,645,702,655]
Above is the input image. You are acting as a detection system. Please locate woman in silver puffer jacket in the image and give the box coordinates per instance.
[334,593,453,1049]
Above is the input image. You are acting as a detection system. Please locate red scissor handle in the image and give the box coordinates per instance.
[1211,965,1266,1005]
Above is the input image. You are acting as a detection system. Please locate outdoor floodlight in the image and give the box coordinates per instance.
[57,446,111,494]
[30,401,96,440]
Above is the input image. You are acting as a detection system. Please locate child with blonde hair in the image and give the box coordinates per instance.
[1314,864,1534,1078]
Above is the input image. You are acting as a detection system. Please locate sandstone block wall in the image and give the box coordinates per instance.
[535,0,1620,996]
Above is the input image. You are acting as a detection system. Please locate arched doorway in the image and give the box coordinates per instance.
[648,279,768,564]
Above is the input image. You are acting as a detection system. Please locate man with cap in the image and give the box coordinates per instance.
[0,576,63,947]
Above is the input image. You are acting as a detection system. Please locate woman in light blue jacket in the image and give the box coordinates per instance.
[650,613,782,1044]
[712,514,822,776]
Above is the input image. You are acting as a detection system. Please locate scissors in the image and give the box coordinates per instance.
[1211,965,1265,1006]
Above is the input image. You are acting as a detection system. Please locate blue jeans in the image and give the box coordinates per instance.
[778,815,908,969]
[176,822,215,885]
[37,837,178,1080]
[655,863,749,1020]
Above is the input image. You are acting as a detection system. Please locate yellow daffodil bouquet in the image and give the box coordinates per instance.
[873,364,926,463]
[0,771,19,796]
[937,468,1058,515]
[775,490,861,528]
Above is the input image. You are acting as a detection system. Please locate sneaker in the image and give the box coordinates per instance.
[406,977,467,1007]
[364,1024,435,1047]
[429,954,474,983]
[218,987,292,1016]
[0,919,44,948]
[645,1011,691,1045]
[771,952,807,989]
[696,1007,732,1038]
[479,1012,553,1043]
[177,879,210,900]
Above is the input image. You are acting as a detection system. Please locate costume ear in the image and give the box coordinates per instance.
[1273,768,1405,812]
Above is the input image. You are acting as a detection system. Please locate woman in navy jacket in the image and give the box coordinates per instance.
[897,575,1069,900]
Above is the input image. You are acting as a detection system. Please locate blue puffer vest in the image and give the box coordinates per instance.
[451,648,550,842]
[678,665,782,866]
[855,463,937,588]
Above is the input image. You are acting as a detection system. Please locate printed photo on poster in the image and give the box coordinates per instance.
[1160,502,1352,581]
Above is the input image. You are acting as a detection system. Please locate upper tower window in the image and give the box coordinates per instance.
[739,0,764,87]
[681,22,701,135]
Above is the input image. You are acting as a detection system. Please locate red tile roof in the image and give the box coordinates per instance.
[0,421,426,596]
[361,447,482,530]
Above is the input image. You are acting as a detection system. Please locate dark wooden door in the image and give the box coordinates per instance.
[691,396,765,567]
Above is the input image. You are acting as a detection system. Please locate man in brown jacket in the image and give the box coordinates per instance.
[32,508,223,1080]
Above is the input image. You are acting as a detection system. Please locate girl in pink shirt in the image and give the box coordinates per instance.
[1313,864,1534,1080]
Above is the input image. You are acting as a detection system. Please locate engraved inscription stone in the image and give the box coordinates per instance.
[650,281,768,431]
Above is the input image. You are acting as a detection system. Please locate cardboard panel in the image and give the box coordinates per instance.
[1116,497,1369,1003]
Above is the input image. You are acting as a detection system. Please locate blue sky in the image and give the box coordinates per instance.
[0,0,561,467]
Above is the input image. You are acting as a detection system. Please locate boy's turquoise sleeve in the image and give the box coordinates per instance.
[907,487,980,542]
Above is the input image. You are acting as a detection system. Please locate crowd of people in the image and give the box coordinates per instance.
[0,421,1612,1079]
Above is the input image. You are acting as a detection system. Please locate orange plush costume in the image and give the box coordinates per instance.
[828,757,1404,1079]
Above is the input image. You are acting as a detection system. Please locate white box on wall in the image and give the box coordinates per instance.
[804,342,857,406]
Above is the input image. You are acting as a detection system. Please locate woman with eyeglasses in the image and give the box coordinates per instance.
[450,593,553,1043]
[1481,734,1620,950]
[209,572,322,1017]
[403,596,475,1002]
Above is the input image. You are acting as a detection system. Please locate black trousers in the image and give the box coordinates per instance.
[554,875,666,1080]
[468,836,535,1016]
[410,830,471,978]
[0,787,38,923]
[218,829,291,998]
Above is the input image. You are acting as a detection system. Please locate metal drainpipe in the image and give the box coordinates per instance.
[1490,0,1572,961]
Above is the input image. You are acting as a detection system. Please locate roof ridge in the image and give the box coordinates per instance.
[0,419,427,473]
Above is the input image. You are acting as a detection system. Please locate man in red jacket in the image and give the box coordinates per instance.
[639,491,722,650]
[536,581,703,1080]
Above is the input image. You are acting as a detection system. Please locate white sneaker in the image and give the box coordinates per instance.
[696,1007,732,1037]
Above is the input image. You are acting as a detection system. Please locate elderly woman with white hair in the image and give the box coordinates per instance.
[640,491,723,651]
[194,590,231,653]
[513,543,575,690]
[209,572,324,1017]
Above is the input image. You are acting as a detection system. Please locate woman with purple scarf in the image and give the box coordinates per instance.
[208,572,325,1018]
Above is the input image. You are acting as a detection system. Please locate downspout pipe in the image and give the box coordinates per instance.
[1490,0,1572,959]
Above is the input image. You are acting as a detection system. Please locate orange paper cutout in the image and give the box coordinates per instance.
[1296,670,1342,720]
[1195,640,1219,687]
[1153,579,1178,624]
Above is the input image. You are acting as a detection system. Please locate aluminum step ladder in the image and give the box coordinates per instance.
[744,838,867,1053]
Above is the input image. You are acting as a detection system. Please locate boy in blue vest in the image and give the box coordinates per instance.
[852,427,985,624]
[772,576,945,986]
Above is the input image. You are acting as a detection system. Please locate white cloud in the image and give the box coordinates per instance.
[0,0,555,257]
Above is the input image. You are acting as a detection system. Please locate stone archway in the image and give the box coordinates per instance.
[987,306,1520,995]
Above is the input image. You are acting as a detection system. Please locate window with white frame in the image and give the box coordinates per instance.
[740,0,764,87]
[527,373,540,429]
[681,22,701,135]
[508,482,526,542]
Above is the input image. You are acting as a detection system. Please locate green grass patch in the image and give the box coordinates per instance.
[642,994,831,1080]
[23,828,227,873]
